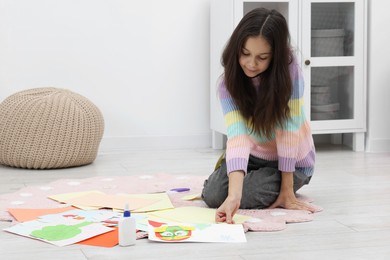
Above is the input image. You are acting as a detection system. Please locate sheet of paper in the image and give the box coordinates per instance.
[7,206,77,222]
[148,220,246,243]
[181,193,202,201]
[61,193,160,211]
[128,193,174,212]
[3,219,113,247]
[148,206,251,224]
[48,191,173,212]
[136,213,176,230]
[39,209,121,247]
[8,208,123,247]
[37,209,119,223]
[77,227,118,247]
[48,191,104,210]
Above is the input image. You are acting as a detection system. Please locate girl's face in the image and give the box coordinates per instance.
[239,36,272,78]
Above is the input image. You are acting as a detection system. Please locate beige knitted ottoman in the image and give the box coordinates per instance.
[0,87,104,169]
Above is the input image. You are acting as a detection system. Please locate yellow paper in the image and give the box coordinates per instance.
[64,193,159,210]
[129,193,174,213]
[49,190,104,202]
[49,191,161,212]
[48,191,103,210]
[181,193,202,201]
[148,206,251,224]
[49,191,174,212]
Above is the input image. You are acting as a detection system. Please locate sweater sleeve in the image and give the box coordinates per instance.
[218,79,251,175]
[275,61,311,172]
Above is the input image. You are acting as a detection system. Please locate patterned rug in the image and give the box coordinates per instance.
[0,173,322,232]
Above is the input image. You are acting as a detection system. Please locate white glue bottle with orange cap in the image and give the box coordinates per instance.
[118,203,136,246]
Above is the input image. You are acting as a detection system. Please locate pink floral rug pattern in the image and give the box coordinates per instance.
[0,173,322,232]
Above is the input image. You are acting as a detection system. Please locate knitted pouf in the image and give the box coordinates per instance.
[0,87,104,169]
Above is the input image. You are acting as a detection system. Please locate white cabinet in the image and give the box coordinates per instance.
[210,0,367,151]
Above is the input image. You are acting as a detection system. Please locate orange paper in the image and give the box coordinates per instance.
[78,226,118,247]
[7,206,77,222]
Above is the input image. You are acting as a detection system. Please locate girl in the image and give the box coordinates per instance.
[202,8,317,224]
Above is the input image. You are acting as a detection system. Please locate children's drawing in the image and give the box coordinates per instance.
[4,217,113,246]
[153,224,195,241]
[148,220,246,243]
[30,222,92,241]
[38,209,119,223]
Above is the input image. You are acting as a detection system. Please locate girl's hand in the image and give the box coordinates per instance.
[268,188,317,213]
[215,195,241,224]
[268,172,317,213]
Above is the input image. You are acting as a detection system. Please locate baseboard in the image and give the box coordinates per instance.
[365,137,390,152]
[99,133,212,153]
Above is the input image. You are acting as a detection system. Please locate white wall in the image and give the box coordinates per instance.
[366,0,390,152]
[0,0,211,151]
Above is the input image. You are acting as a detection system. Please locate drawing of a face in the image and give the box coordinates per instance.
[153,225,195,241]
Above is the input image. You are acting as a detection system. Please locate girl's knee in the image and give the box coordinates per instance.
[201,162,229,208]
[201,185,226,208]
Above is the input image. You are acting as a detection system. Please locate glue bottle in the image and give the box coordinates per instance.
[118,203,136,246]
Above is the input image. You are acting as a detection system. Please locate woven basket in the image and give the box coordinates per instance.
[0,87,104,169]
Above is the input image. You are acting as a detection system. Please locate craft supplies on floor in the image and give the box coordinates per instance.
[1,173,322,247]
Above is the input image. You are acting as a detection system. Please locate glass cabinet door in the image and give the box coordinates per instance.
[301,0,366,132]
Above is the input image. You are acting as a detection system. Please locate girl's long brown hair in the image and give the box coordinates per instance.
[222,8,292,138]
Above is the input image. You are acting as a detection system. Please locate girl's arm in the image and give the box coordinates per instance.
[215,170,244,224]
[216,79,251,223]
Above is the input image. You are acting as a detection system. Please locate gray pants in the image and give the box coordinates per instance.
[201,154,311,209]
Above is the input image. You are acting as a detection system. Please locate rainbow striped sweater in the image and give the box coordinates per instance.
[219,61,315,177]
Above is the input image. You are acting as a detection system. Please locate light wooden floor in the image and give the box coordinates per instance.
[1,144,390,260]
